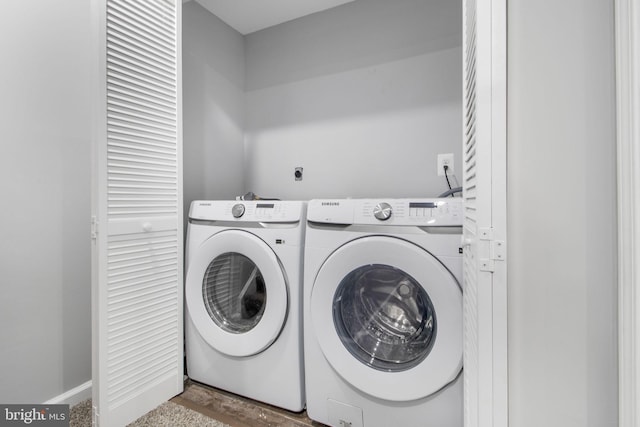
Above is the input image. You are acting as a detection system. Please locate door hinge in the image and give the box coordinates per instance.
[92,405,99,427]
[91,216,98,240]
[478,227,506,273]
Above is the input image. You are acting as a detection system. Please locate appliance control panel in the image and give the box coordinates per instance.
[308,198,462,226]
[190,200,304,223]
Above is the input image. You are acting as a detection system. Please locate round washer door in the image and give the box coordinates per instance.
[186,229,288,357]
[310,236,462,402]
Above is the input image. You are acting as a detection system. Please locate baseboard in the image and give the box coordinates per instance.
[43,380,92,407]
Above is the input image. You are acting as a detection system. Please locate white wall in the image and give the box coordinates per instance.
[0,0,92,403]
[183,1,245,212]
[507,0,618,425]
[244,0,462,200]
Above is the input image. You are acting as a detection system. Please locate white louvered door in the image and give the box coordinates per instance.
[91,0,183,425]
[462,0,507,426]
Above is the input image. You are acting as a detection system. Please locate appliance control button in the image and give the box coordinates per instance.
[232,204,245,218]
[373,202,392,221]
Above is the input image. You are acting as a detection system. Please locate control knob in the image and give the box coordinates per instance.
[232,204,245,218]
[373,202,392,221]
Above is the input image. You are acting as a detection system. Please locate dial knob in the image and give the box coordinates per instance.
[373,202,392,221]
[232,204,245,218]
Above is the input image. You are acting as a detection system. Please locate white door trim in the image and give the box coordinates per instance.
[615,0,640,426]
[462,0,508,425]
[489,0,508,424]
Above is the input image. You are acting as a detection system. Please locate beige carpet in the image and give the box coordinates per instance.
[70,399,229,427]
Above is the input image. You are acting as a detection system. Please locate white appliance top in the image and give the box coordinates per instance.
[307,198,462,226]
[189,200,305,223]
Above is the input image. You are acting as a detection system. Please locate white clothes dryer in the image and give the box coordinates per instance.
[185,200,306,411]
[304,198,463,427]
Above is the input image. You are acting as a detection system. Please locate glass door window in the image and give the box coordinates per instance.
[203,253,267,334]
[333,264,436,372]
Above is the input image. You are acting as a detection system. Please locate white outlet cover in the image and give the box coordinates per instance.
[437,153,454,176]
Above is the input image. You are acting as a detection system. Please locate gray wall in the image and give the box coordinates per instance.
[0,0,92,403]
[507,0,618,425]
[244,0,462,200]
[183,1,245,214]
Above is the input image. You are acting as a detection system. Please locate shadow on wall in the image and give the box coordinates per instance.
[245,0,461,92]
[61,134,92,396]
[183,1,245,208]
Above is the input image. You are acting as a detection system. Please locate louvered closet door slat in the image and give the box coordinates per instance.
[108,97,176,121]
[108,106,176,129]
[107,25,177,62]
[107,65,176,96]
[106,18,175,56]
[107,45,176,81]
[107,78,176,107]
[463,0,481,425]
[107,38,174,72]
[118,0,176,32]
[107,146,176,161]
[108,86,177,113]
[93,0,182,425]
[108,2,176,44]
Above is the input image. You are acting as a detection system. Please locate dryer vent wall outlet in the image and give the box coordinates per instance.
[294,167,303,181]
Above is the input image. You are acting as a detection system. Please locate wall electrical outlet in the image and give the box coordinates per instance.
[437,153,454,176]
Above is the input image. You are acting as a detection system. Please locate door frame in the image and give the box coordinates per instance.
[615,0,640,426]
[462,0,508,425]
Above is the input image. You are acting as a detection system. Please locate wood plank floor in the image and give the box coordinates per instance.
[172,380,326,427]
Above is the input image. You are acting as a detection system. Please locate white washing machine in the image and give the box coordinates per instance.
[185,200,306,411]
[304,198,463,427]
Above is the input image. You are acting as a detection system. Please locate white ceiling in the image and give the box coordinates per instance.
[185,0,358,35]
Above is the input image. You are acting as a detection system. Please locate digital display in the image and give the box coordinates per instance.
[257,203,275,209]
[409,202,437,209]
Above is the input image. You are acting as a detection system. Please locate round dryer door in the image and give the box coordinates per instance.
[186,229,288,357]
[310,236,462,402]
